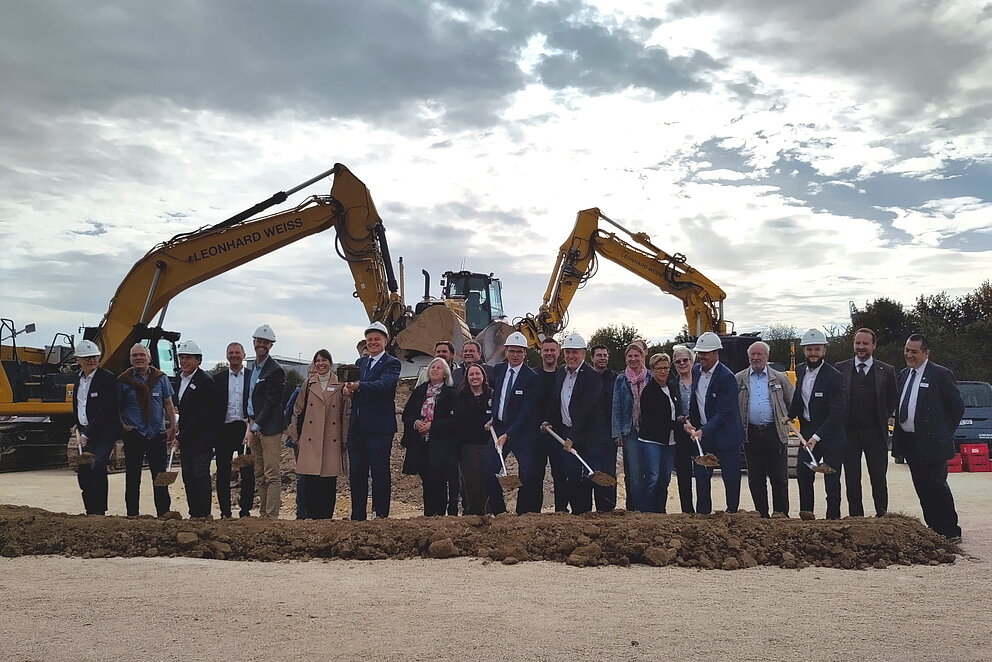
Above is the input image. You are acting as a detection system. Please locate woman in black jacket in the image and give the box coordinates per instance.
[456,364,493,516]
[402,357,460,516]
[637,352,680,513]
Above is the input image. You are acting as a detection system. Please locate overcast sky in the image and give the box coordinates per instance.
[2,0,991,366]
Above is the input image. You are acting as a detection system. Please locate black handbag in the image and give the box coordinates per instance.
[295,385,310,437]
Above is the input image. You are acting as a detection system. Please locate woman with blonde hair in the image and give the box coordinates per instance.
[637,353,680,512]
[287,349,348,519]
[612,342,649,510]
[670,344,697,513]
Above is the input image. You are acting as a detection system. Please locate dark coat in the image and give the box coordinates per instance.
[787,361,846,447]
[72,368,122,445]
[639,379,679,444]
[249,357,287,436]
[175,368,216,450]
[688,361,745,452]
[212,367,251,424]
[489,362,539,445]
[401,382,460,475]
[891,361,965,463]
[457,387,493,446]
[544,362,604,453]
[837,357,898,435]
[349,352,401,440]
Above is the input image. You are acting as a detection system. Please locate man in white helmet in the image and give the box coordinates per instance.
[245,324,287,518]
[787,328,846,519]
[174,340,216,518]
[69,340,121,515]
[343,321,401,520]
[487,332,540,514]
[540,332,604,514]
[684,331,744,514]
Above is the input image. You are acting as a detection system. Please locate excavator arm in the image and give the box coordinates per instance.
[516,207,728,346]
[88,163,403,372]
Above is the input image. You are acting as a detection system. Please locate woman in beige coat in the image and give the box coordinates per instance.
[288,349,349,519]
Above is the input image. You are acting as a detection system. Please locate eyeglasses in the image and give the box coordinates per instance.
[674,358,691,364]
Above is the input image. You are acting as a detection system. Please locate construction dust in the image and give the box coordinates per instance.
[0,504,957,570]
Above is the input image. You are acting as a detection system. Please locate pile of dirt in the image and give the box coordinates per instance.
[0,505,957,570]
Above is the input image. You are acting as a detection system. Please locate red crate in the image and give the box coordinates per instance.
[948,453,962,467]
[948,463,963,473]
[959,443,989,460]
[963,458,991,472]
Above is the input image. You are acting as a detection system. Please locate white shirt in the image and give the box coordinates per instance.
[696,364,716,425]
[226,368,246,423]
[178,371,195,401]
[801,362,823,421]
[898,360,928,433]
[560,367,579,428]
[498,365,517,421]
[76,370,95,427]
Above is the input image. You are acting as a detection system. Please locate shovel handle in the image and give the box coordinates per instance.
[786,420,819,461]
[569,448,596,476]
[490,427,509,475]
[544,426,570,448]
[165,448,175,472]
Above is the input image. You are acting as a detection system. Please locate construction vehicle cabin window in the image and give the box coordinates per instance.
[155,339,176,376]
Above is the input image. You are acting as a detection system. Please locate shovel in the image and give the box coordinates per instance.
[490,427,521,490]
[68,431,95,468]
[231,443,254,470]
[544,426,616,487]
[153,448,180,486]
[689,430,720,468]
[787,421,835,474]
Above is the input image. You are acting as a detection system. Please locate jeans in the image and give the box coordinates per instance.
[626,439,675,513]
[123,430,171,516]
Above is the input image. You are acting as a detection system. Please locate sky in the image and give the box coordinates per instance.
[2,0,991,367]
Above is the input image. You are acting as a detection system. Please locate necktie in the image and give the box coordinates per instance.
[898,369,917,423]
[858,363,866,376]
[500,367,515,420]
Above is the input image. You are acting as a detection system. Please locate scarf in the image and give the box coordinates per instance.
[118,366,166,421]
[625,365,649,431]
[420,383,442,424]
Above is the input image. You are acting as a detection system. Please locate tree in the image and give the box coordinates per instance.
[282,369,304,404]
[588,324,641,371]
[209,361,229,375]
[763,324,799,341]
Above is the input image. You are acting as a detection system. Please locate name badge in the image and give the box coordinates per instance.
[710,392,717,398]
[814,392,823,397]
[515,390,524,395]
[920,383,930,389]
[152,390,161,397]
[189,384,197,390]
[485,409,491,414]
[773,384,782,390]
[327,386,336,392]
[90,392,99,398]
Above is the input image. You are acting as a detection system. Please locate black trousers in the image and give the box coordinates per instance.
[180,444,213,518]
[744,424,789,517]
[797,420,842,519]
[673,441,695,514]
[215,421,255,517]
[535,431,570,512]
[459,444,489,516]
[123,430,171,516]
[420,446,459,517]
[843,426,889,516]
[303,475,338,519]
[76,434,114,515]
[904,433,961,538]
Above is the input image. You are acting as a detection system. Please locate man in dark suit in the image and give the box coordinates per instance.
[837,328,898,517]
[343,321,401,521]
[488,332,540,514]
[787,328,847,519]
[213,341,254,518]
[174,340,216,518]
[685,332,744,514]
[541,333,604,515]
[891,333,964,541]
[589,344,619,512]
[246,324,287,518]
[70,340,121,515]
[451,339,494,387]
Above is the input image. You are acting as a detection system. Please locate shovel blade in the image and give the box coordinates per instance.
[153,471,179,487]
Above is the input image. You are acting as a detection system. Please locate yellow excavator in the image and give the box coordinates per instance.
[0,164,493,469]
[505,207,754,371]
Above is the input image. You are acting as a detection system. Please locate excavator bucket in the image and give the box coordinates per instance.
[393,305,471,363]
[475,320,514,364]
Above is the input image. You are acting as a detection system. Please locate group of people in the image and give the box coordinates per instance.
[69,319,966,543]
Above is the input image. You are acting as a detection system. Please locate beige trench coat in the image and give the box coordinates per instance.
[290,375,349,477]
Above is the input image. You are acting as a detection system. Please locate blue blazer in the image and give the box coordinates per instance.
[489,362,538,445]
[688,361,744,452]
[72,368,122,445]
[349,352,401,439]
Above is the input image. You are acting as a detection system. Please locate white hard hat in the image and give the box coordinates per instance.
[176,339,203,356]
[75,340,101,358]
[562,333,586,350]
[800,328,827,346]
[694,331,723,352]
[253,324,276,342]
[365,321,389,338]
[504,332,528,348]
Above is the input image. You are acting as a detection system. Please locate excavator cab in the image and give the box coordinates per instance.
[440,271,505,336]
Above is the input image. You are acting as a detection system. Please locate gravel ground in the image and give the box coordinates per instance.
[1,460,990,661]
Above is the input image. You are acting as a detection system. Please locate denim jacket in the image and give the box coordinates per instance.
[612,373,636,439]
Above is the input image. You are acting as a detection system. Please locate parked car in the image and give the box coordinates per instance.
[954,381,992,453]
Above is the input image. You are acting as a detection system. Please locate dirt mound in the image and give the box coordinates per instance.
[0,505,957,570]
